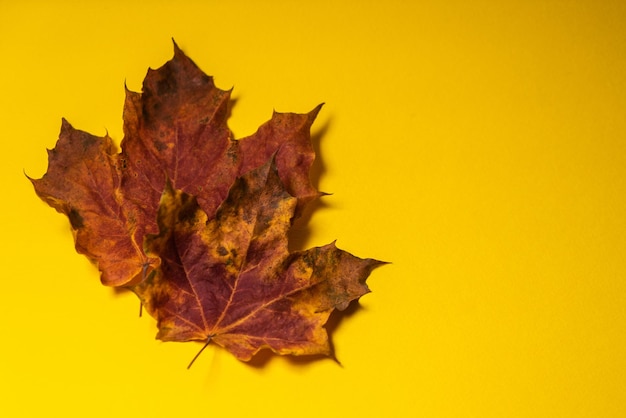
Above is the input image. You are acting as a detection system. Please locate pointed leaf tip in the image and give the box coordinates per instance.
[172,38,182,56]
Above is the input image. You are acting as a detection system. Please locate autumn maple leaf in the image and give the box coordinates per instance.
[30,42,321,287]
[30,42,384,363]
[134,159,383,361]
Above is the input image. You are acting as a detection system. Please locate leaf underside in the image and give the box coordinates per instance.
[30,42,384,362]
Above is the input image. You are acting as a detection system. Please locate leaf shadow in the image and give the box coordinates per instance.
[288,117,332,252]
[309,116,331,193]
[227,96,239,128]
[246,300,364,368]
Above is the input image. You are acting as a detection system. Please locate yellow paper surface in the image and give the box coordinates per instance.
[2,1,626,416]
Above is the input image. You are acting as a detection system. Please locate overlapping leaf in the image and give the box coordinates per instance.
[30,43,384,362]
[135,159,383,360]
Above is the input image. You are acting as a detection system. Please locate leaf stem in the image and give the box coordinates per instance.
[187,337,213,369]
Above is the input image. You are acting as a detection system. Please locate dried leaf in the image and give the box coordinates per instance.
[30,42,385,362]
[134,159,383,361]
[31,43,321,286]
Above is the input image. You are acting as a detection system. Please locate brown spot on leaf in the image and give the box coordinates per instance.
[68,208,84,229]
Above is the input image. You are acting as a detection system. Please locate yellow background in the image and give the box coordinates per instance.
[1,1,625,416]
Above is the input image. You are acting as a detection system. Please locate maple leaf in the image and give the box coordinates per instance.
[133,159,384,361]
[30,42,385,363]
[30,42,321,287]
